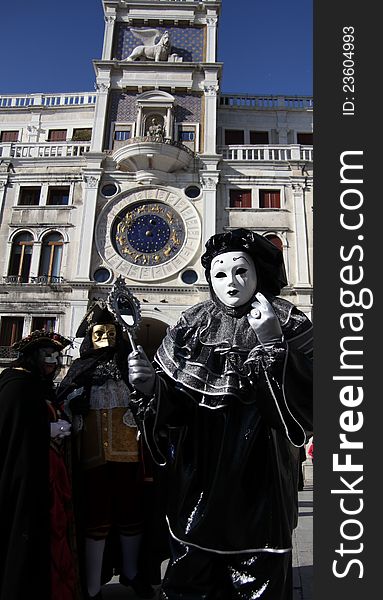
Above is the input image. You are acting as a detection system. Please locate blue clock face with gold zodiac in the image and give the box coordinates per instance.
[112,201,186,266]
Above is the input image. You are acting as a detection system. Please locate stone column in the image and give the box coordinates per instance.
[200,174,219,245]
[166,107,173,139]
[205,17,218,62]
[136,106,143,137]
[292,183,311,286]
[203,84,219,154]
[29,241,42,280]
[102,14,116,60]
[0,180,6,214]
[74,173,101,281]
[90,81,111,153]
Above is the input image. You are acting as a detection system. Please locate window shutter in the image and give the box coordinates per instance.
[260,190,281,208]
[225,129,245,145]
[230,189,252,208]
[48,129,67,142]
[0,130,19,142]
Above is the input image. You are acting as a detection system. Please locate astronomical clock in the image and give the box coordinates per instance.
[95,187,201,282]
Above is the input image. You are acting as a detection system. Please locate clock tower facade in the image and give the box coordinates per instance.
[0,0,313,366]
[83,0,222,351]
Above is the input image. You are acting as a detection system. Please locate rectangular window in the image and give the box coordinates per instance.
[18,187,41,206]
[297,132,313,145]
[225,129,245,145]
[48,129,67,142]
[47,187,70,206]
[0,130,19,142]
[72,128,92,141]
[114,130,131,141]
[259,189,281,209]
[229,189,252,208]
[31,317,56,332]
[250,131,269,144]
[0,316,24,346]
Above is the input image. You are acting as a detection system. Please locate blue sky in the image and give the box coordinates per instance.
[1,0,312,96]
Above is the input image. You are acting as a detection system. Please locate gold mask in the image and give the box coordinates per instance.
[91,324,117,349]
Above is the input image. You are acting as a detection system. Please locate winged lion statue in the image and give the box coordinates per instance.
[126,29,171,62]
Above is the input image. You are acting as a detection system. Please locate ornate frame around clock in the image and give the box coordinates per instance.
[95,186,201,282]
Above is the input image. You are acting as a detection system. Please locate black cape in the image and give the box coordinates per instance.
[131,297,313,554]
[0,368,51,600]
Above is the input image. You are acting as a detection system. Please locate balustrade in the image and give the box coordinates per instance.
[2,275,65,285]
[0,92,96,109]
[220,145,313,162]
[0,142,90,159]
[220,94,313,110]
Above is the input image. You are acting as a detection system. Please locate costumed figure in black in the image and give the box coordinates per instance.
[128,228,313,600]
[0,329,76,600]
[57,303,155,600]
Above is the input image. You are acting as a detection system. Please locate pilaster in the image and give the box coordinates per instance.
[205,17,218,62]
[102,12,116,60]
[202,83,219,154]
[200,171,220,244]
[292,183,311,286]
[0,180,7,215]
[74,172,102,281]
[90,78,111,153]
[29,242,42,280]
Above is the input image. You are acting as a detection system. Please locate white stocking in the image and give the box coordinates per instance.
[85,537,106,597]
[120,533,142,579]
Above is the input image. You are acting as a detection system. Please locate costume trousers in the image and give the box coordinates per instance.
[161,539,292,600]
[83,462,144,539]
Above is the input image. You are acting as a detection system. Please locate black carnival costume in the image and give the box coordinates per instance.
[0,367,51,600]
[130,230,313,600]
[57,305,155,599]
[0,330,74,600]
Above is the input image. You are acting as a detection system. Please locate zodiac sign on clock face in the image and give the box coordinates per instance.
[112,201,186,266]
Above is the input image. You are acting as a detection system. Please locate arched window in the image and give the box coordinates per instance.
[265,234,283,252]
[38,232,64,283]
[8,232,33,283]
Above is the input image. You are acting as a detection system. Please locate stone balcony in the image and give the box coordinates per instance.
[219,144,313,163]
[111,135,195,173]
[0,142,91,159]
[219,94,313,110]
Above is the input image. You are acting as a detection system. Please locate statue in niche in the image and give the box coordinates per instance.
[126,29,171,62]
[146,117,164,141]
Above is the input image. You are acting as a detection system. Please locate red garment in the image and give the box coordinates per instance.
[307,441,314,460]
[48,398,78,600]
[49,444,77,600]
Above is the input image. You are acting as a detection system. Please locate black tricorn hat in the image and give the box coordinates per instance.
[201,228,287,296]
[12,330,72,354]
[75,300,117,338]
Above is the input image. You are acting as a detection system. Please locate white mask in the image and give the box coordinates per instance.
[210,251,257,308]
[38,347,60,365]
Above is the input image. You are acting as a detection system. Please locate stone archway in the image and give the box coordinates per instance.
[135,317,168,360]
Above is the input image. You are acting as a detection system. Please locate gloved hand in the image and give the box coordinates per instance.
[128,345,157,397]
[50,419,71,439]
[247,292,283,347]
[66,386,89,416]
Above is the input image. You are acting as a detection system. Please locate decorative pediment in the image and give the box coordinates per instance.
[136,90,175,107]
